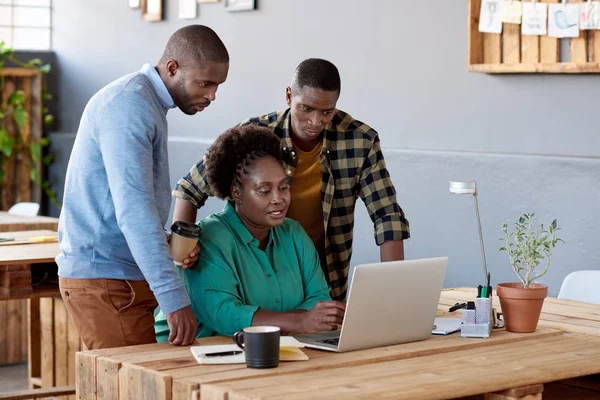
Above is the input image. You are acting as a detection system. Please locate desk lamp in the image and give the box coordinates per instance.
[449,180,488,283]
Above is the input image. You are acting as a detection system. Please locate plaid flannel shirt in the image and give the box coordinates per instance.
[174,109,410,300]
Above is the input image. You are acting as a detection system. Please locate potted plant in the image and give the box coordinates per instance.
[497,213,563,333]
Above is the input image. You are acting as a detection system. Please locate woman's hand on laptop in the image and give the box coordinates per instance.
[300,301,346,333]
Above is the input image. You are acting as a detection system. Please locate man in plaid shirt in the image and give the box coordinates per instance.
[173,58,410,301]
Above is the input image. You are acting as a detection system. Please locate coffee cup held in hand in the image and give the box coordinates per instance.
[169,221,201,266]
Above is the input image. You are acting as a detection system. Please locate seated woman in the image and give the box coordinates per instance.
[155,125,345,340]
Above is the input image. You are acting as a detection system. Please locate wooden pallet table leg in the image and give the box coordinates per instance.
[40,297,55,388]
[76,352,97,400]
[485,383,544,400]
[67,307,81,400]
[29,297,42,388]
[54,298,69,400]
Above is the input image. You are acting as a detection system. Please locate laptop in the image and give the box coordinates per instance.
[294,257,448,352]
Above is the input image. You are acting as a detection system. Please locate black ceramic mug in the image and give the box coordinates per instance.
[233,326,280,369]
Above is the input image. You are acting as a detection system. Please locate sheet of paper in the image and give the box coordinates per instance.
[548,3,580,38]
[432,318,462,335]
[522,2,548,35]
[580,1,600,30]
[502,0,523,24]
[480,0,504,33]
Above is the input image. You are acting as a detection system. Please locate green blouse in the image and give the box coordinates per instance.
[155,202,331,340]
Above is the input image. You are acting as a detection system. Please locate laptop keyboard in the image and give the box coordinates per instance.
[317,337,340,346]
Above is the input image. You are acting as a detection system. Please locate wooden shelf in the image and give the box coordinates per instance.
[469,62,600,74]
[0,67,40,77]
[469,0,600,74]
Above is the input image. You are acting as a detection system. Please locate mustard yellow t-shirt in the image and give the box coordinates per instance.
[286,142,325,255]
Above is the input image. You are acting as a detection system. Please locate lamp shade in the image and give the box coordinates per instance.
[449,180,477,195]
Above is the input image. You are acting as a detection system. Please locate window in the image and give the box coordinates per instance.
[0,0,51,50]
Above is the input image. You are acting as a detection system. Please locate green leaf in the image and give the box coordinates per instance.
[13,108,28,128]
[7,91,26,106]
[29,58,43,66]
[43,114,55,125]
[499,247,507,252]
[29,168,40,183]
[0,128,14,156]
[39,64,51,74]
[0,139,13,157]
[43,93,53,101]
[42,154,54,165]
[0,42,13,56]
[30,142,41,162]
[40,137,50,147]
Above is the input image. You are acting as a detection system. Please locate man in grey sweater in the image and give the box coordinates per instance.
[56,25,229,349]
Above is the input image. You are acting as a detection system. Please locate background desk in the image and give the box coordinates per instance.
[0,230,80,398]
[0,212,59,233]
[76,288,600,400]
[0,211,60,368]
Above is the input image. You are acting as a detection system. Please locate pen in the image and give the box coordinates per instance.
[449,302,467,312]
[481,286,488,298]
[487,272,491,298]
[203,350,243,357]
[477,285,482,298]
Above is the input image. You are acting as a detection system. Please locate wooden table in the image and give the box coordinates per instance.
[0,211,59,233]
[0,230,80,397]
[76,288,600,400]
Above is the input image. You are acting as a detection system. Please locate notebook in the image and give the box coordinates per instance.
[190,336,308,364]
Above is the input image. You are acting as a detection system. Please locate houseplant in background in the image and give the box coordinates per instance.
[0,41,59,210]
[498,213,563,333]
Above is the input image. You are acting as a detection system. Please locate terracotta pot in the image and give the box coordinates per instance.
[496,283,548,333]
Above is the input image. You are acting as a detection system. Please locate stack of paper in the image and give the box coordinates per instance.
[432,318,462,335]
[190,336,308,365]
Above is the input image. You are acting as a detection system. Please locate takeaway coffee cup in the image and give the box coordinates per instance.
[233,326,280,369]
[169,221,201,266]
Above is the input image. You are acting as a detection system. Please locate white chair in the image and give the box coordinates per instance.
[557,271,600,304]
[7,202,40,217]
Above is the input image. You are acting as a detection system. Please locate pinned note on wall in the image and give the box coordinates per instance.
[502,0,523,23]
[580,1,600,29]
[548,3,580,37]
[479,0,504,33]
[522,1,548,35]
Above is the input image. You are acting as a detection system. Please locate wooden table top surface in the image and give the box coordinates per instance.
[0,230,59,265]
[76,288,600,400]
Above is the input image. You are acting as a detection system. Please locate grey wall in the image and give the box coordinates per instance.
[49,0,600,296]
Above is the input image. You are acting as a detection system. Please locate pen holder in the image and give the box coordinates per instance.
[475,298,491,324]
[461,297,493,338]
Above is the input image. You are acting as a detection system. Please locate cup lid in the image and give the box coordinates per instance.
[170,221,201,238]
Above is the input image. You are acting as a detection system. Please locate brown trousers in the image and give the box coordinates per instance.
[59,277,158,350]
